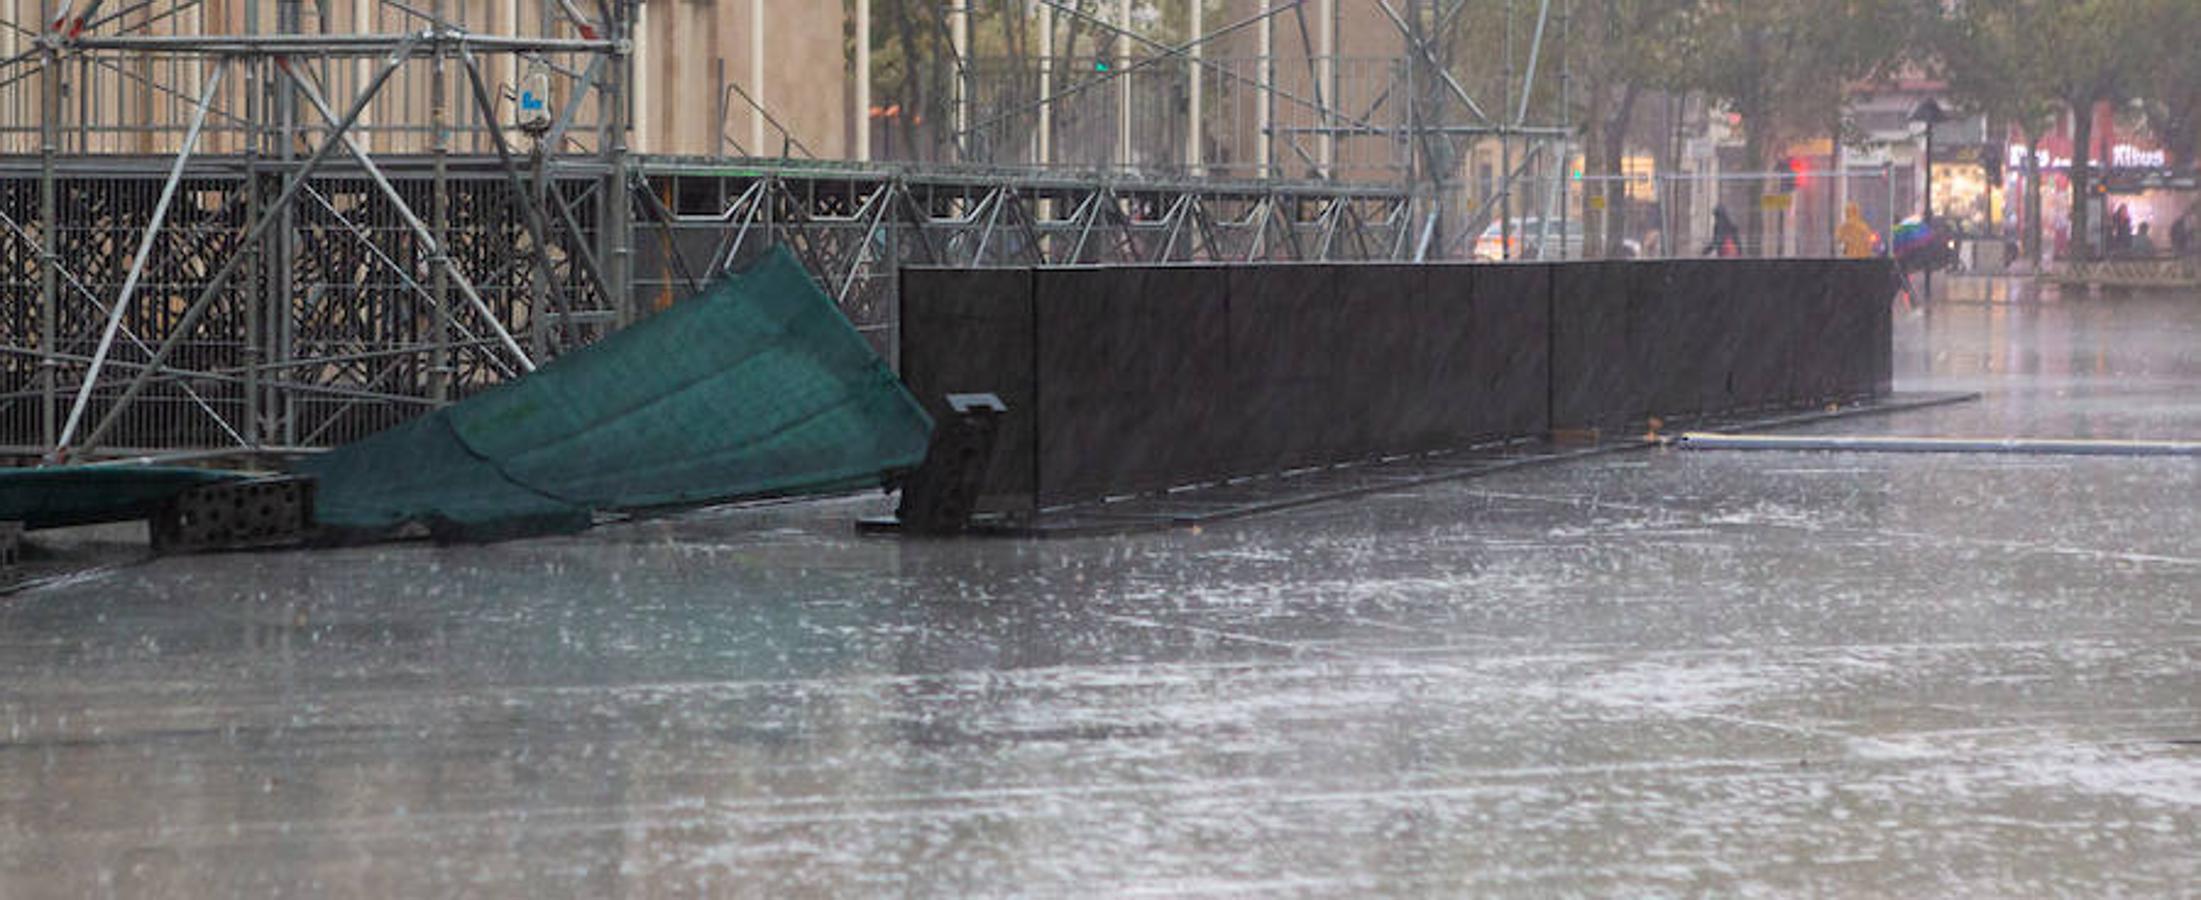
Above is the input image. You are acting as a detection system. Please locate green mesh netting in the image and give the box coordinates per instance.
[295,245,932,543]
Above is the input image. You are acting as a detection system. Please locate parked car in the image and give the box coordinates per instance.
[1472,218,1640,261]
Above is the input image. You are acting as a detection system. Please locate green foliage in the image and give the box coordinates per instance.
[1936,0,2180,256]
[860,1,1204,161]
[1663,0,1924,164]
[2133,0,2201,167]
[1932,0,2061,138]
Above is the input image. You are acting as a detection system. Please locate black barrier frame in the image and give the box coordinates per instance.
[902,259,1897,518]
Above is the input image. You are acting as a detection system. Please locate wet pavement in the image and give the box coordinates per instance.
[3,277,2196,897]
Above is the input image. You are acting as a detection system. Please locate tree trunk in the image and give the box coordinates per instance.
[1741,101,1769,258]
[2024,130,2042,269]
[1602,85,1640,259]
[999,3,1021,115]
[1063,7,1087,63]
[1828,108,1844,255]
[1580,92,1610,259]
[2067,96,2096,261]
[1739,28,1768,257]
[892,0,926,162]
[929,2,951,161]
[2153,93,2200,172]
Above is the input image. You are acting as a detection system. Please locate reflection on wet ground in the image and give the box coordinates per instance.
[3,278,2196,896]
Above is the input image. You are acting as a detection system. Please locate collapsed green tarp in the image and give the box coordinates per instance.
[293,245,933,542]
[0,465,248,530]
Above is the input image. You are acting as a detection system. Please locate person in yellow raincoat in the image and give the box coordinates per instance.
[1836,203,1879,258]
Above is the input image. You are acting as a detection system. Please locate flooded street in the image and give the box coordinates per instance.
[3,278,2195,896]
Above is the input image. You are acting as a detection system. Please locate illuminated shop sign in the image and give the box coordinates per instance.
[2110,145,2167,168]
[2007,146,2070,169]
[2006,144,2167,170]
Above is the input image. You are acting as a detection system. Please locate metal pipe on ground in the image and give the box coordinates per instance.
[1676,433,2201,458]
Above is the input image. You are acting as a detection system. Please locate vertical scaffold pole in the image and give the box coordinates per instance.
[274,14,300,444]
[432,0,454,404]
[250,40,267,446]
[1402,0,1423,258]
[1500,0,1513,258]
[1319,0,1335,177]
[749,0,765,155]
[247,2,267,445]
[607,1,634,326]
[855,0,871,161]
[353,0,373,151]
[500,0,520,145]
[1038,1,1056,259]
[1116,0,1131,169]
[1038,0,1054,168]
[631,0,649,153]
[1187,0,1202,175]
[268,0,302,445]
[1557,0,1570,259]
[37,0,60,449]
[1257,1,1272,178]
[950,0,968,162]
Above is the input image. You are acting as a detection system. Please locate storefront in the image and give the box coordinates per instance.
[1930,144,1996,236]
[1993,104,2195,259]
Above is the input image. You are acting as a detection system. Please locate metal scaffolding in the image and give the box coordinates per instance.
[1,0,635,461]
[1,1,1576,460]
[891,1,1580,257]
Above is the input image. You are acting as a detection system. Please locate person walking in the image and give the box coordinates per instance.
[2132,221,2157,256]
[1836,203,1879,259]
[2171,214,2193,257]
[1702,206,1742,257]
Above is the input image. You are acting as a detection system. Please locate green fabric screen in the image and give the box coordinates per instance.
[296,245,933,542]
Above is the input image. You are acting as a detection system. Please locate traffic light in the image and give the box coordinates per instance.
[1777,155,1804,194]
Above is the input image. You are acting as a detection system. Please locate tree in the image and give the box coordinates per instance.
[2035,0,2143,260]
[1571,0,1692,258]
[2134,0,2201,172]
[864,0,951,162]
[1937,0,2063,266]
[1427,0,1593,254]
[1663,0,1921,254]
[861,2,1193,166]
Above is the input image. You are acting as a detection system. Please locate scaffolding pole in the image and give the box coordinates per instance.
[855,0,870,161]
[37,0,60,448]
[1186,0,1202,175]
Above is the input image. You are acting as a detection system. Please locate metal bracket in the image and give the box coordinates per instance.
[894,393,1008,535]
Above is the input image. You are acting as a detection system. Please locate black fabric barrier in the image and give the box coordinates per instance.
[1550,259,1896,430]
[1220,264,1345,478]
[897,268,1038,515]
[1549,262,1634,429]
[901,258,1895,515]
[1462,264,1556,442]
[1035,266,1231,505]
[1789,261,1848,403]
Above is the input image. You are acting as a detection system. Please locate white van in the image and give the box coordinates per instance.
[1472,218,1639,261]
